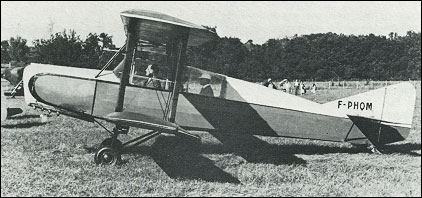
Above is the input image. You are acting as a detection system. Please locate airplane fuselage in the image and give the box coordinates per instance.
[23,64,416,146]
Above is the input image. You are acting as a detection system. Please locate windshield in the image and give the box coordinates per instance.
[127,43,173,90]
[104,42,228,94]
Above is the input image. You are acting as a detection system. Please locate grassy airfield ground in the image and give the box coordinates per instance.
[1,81,420,196]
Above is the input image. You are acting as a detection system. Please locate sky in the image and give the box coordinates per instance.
[1,1,421,47]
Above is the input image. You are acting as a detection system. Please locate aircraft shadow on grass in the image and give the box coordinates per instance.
[206,133,422,157]
[1,122,47,129]
[122,132,311,183]
[125,135,241,184]
[6,114,41,120]
[208,132,308,165]
[382,143,421,157]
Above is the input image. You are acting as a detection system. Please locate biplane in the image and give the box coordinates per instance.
[21,10,417,165]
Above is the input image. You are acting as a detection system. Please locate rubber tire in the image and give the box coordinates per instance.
[94,147,121,165]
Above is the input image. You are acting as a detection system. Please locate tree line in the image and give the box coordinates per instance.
[1,30,115,70]
[1,29,421,81]
[188,31,421,81]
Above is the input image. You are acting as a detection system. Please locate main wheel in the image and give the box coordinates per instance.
[94,147,121,165]
[98,138,123,150]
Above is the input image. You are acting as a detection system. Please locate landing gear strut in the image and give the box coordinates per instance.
[94,126,126,165]
[93,123,161,166]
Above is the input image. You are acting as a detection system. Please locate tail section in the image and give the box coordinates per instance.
[324,82,416,126]
[324,82,416,145]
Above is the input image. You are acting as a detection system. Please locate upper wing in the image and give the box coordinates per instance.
[120,9,218,47]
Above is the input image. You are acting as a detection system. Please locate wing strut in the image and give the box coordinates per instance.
[168,27,190,123]
[115,18,138,113]
[94,43,127,78]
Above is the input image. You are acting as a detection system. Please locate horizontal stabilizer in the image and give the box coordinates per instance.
[347,115,410,146]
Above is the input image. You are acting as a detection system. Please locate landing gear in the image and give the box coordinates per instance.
[93,123,163,166]
[94,147,121,165]
[94,126,126,166]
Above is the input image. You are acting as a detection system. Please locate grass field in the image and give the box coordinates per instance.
[1,81,420,196]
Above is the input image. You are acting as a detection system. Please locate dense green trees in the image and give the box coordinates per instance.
[1,36,30,67]
[1,40,11,64]
[29,30,115,69]
[30,30,84,67]
[186,31,421,81]
[1,30,420,81]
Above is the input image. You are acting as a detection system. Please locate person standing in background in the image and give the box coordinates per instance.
[294,79,299,95]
